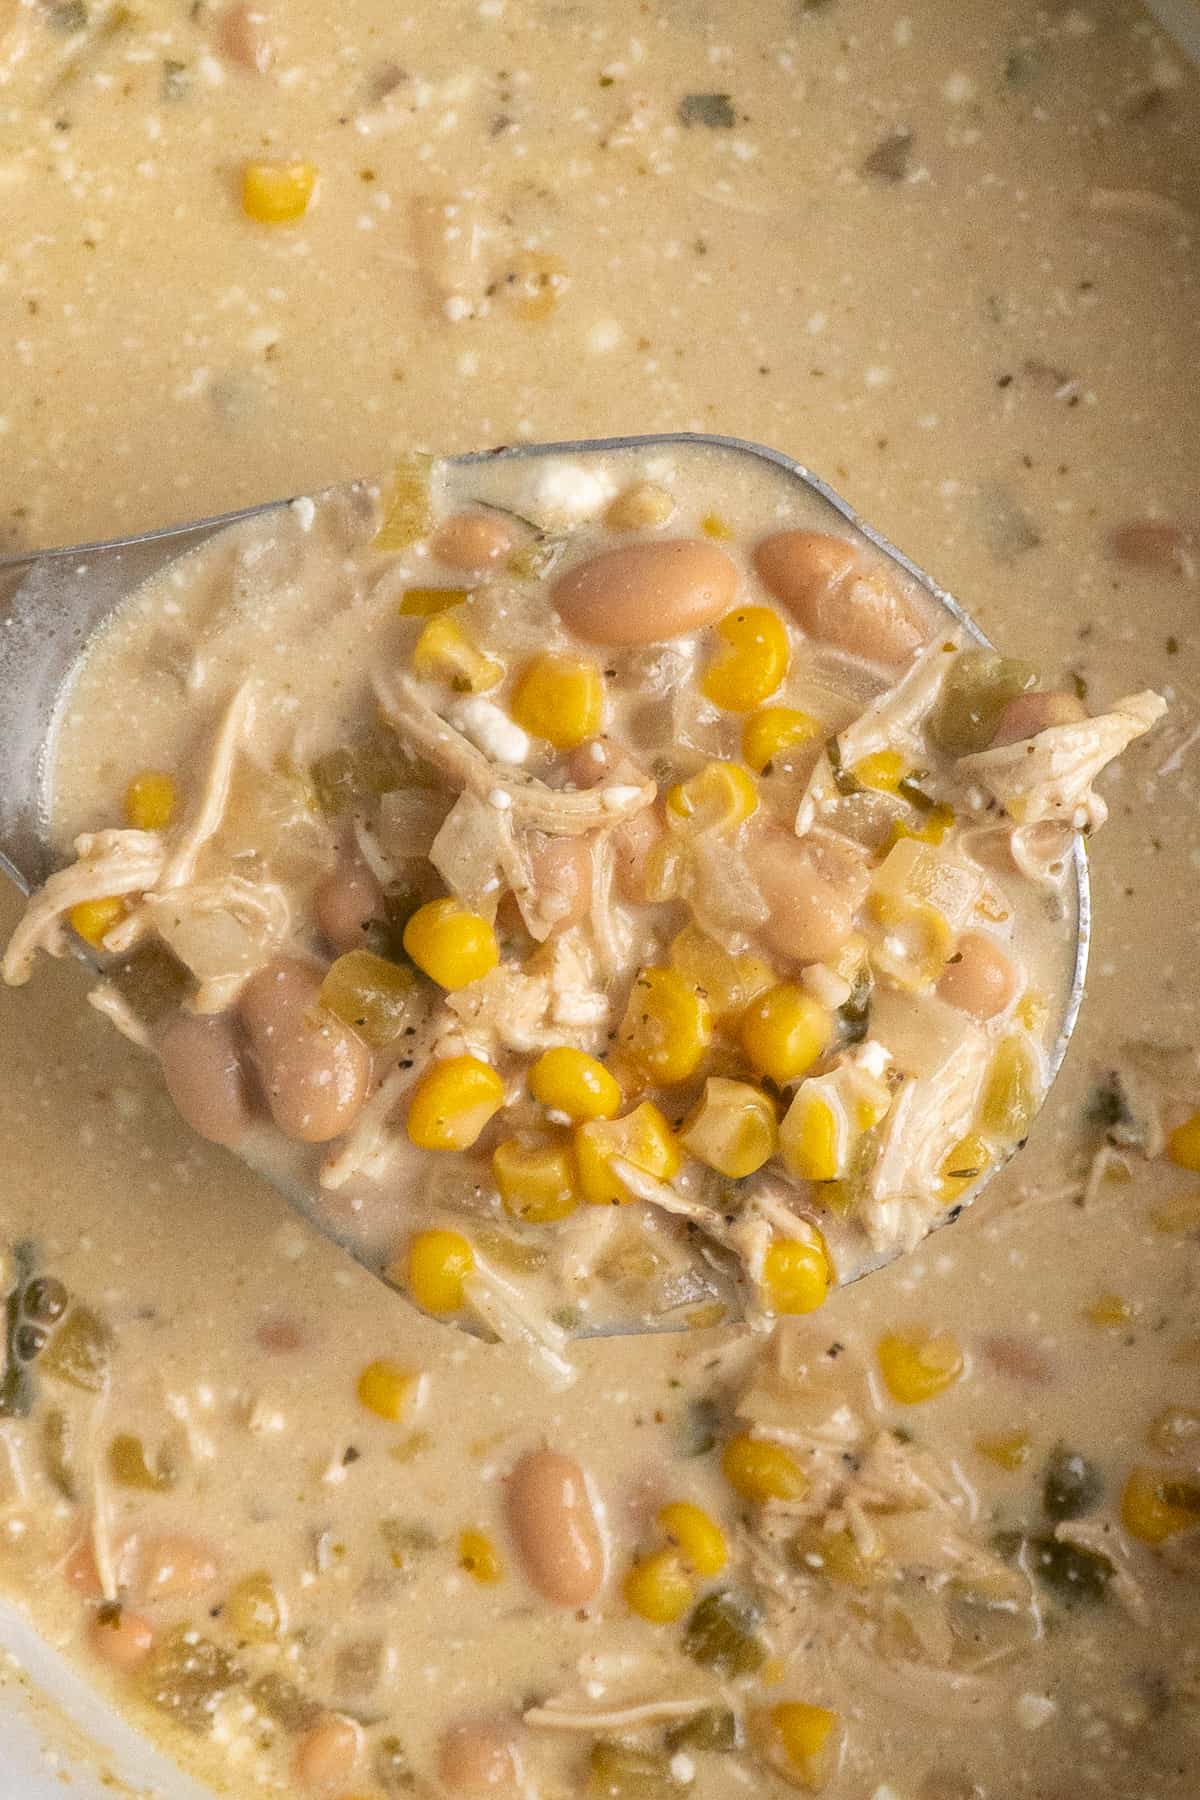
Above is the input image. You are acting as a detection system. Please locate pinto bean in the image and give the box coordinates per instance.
[438,1718,524,1794]
[747,827,867,964]
[239,958,370,1143]
[88,1606,155,1670]
[528,834,593,933]
[506,1448,604,1607]
[138,1534,220,1600]
[553,540,737,646]
[754,530,923,664]
[159,1012,254,1147]
[217,1,274,73]
[433,510,517,573]
[292,1713,363,1789]
[313,853,385,953]
[937,931,1020,1021]
[988,689,1088,747]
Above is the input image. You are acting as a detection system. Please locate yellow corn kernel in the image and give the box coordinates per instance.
[225,1571,286,1644]
[741,706,821,775]
[373,453,434,551]
[761,1233,831,1316]
[980,1035,1039,1141]
[618,967,713,1087]
[739,984,831,1086]
[458,1528,503,1584]
[492,1136,578,1224]
[668,924,774,1025]
[622,1548,693,1623]
[510,653,604,750]
[405,1056,505,1152]
[666,760,759,833]
[405,1229,475,1314]
[877,1328,964,1404]
[702,606,791,713]
[680,1077,777,1179]
[721,1433,808,1504]
[528,1047,620,1122]
[124,770,176,831]
[403,898,499,990]
[1121,1465,1200,1543]
[778,1085,841,1183]
[1167,1110,1200,1171]
[411,613,503,694]
[1152,1192,1200,1234]
[398,585,470,617]
[1084,1293,1132,1328]
[937,1133,991,1205]
[762,1701,839,1789]
[68,896,125,949]
[852,749,908,794]
[701,511,734,540]
[241,160,317,224]
[975,1430,1032,1471]
[356,1359,418,1422]
[575,1102,682,1206]
[606,481,675,531]
[657,1501,728,1577]
[888,804,956,848]
[1015,988,1048,1032]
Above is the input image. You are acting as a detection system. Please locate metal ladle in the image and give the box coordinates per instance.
[0,434,1089,1334]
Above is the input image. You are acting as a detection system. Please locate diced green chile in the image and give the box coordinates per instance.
[109,1432,178,1491]
[931,652,1038,756]
[0,1243,40,1418]
[248,1671,323,1733]
[664,1706,742,1754]
[1042,1445,1104,1521]
[138,1631,242,1733]
[680,1395,721,1458]
[41,1306,113,1393]
[677,93,736,130]
[682,1589,767,1676]
[588,1740,681,1798]
[374,1734,417,1794]
[1025,1534,1113,1606]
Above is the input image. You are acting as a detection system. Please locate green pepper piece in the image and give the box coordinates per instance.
[681,1589,767,1676]
[40,1306,113,1393]
[664,1706,742,1754]
[931,651,1038,756]
[1042,1444,1103,1521]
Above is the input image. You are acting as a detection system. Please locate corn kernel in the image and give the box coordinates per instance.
[1167,1110,1200,1171]
[668,925,774,1025]
[1121,1465,1200,1543]
[241,160,317,224]
[618,967,713,1087]
[124,770,176,832]
[492,1136,578,1224]
[356,1359,418,1422]
[458,1529,503,1584]
[975,1431,1032,1471]
[852,749,908,793]
[398,585,470,616]
[761,1234,831,1315]
[702,606,790,713]
[405,1229,475,1314]
[877,1328,964,1404]
[1015,988,1049,1032]
[405,1056,505,1151]
[761,1701,839,1789]
[411,613,503,693]
[937,1133,991,1205]
[888,804,956,848]
[739,984,831,1086]
[606,481,675,531]
[680,1077,777,1179]
[1084,1293,1132,1328]
[510,653,604,750]
[575,1102,681,1205]
[403,898,499,990]
[778,1086,840,1183]
[741,705,821,774]
[701,512,734,540]
[68,896,125,949]
[721,1433,807,1504]
[657,1501,728,1576]
[623,1548,693,1623]
[528,1047,620,1121]
[666,761,759,833]
[225,1571,286,1643]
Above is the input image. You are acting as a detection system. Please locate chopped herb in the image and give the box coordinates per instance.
[1042,1444,1103,1521]
[678,93,736,130]
[681,1589,767,1676]
[860,129,914,182]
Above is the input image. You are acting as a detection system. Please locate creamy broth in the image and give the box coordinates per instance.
[0,1,1198,1798]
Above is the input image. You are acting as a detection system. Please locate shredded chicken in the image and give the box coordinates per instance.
[158,682,255,888]
[958,690,1166,831]
[463,1259,576,1389]
[87,980,155,1050]
[375,672,656,833]
[836,638,959,769]
[1,830,166,984]
[140,874,291,1011]
[525,1695,717,1731]
[439,931,610,1059]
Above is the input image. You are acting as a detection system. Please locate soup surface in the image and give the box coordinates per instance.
[0,2,1198,1798]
